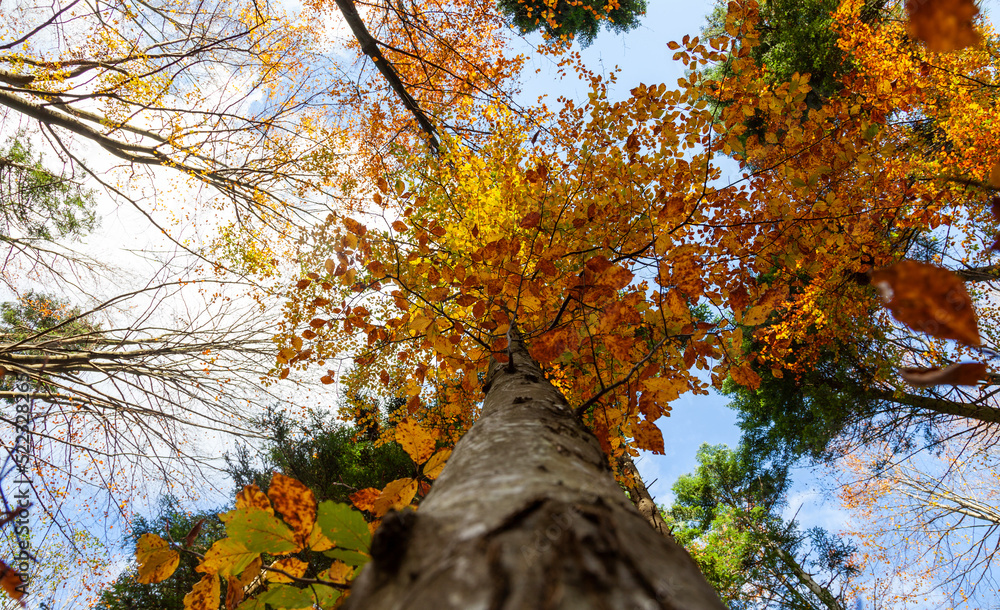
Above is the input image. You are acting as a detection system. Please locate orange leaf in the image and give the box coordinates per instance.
[0,560,24,605]
[395,418,438,464]
[729,363,761,390]
[392,220,408,232]
[425,287,449,302]
[907,0,980,52]
[372,478,418,517]
[267,473,317,546]
[349,488,381,512]
[872,261,980,346]
[633,420,664,454]
[900,362,988,387]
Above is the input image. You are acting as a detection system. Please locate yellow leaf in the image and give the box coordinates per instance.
[422,448,452,480]
[235,484,273,514]
[267,557,308,583]
[136,533,180,584]
[372,478,418,517]
[323,561,354,585]
[742,304,770,326]
[183,573,219,610]
[395,418,438,464]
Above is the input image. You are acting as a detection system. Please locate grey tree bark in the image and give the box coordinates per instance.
[344,330,725,609]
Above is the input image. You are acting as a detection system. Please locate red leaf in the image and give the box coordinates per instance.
[900,362,988,387]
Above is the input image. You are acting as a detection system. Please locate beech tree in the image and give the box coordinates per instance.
[9,0,1000,608]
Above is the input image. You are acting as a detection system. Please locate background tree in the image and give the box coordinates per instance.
[95,497,226,610]
[666,444,859,610]
[497,0,647,46]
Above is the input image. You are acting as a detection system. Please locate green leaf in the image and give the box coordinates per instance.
[316,501,370,552]
[224,507,300,555]
[237,584,315,610]
[323,548,370,568]
[311,583,342,608]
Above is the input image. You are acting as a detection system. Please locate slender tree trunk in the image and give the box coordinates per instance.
[620,453,675,540]
[344,330,724,609]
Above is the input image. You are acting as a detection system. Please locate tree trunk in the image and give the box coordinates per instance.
[344,330,725,609]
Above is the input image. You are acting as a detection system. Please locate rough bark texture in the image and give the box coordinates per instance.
[344,332,725,610]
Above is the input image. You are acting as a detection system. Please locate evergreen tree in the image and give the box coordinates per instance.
[666,444,858,609]
[498,0,647,46]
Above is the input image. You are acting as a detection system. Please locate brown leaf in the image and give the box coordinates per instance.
[0,560,24,606]
[907,0,980,52]
[900,362,988,386]
[990,163,1000,189]
[184,518,206,548]
[872,260,980,346]
[343,217,367,236]
[519,211,541,229]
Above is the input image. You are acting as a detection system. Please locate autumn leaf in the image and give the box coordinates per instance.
[349,488,381,513]
[197,538,259,578]
[267,557,308,583]
[372,478,418,517]
[221,507,300,555]
[519,211,541,228]
[267,473,317,547]
[136,533,180,584]
[224,575,243,610]
[907,0,980,52]
[989,163,1000,189]
[633,419,665,454]
[395,418,438,463]
[183,573,219,610]
[0,560,23,606]
[900,362,988,387]
[323,561,355,584]
[235,485,273,514]
[872,261,980,346]
[422,448,452,480]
